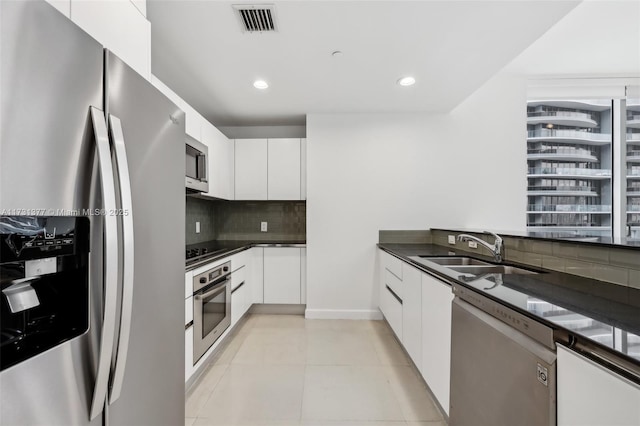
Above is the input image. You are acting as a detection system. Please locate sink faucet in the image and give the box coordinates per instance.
[456,232,504,263]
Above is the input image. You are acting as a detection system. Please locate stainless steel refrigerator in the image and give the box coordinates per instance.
[0,1,185,425]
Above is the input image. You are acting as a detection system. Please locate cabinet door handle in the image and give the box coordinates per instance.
[386,285,402,305]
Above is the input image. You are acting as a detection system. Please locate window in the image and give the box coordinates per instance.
[526,85,639,242]
[526,100,612,240]
[627,97,640,242]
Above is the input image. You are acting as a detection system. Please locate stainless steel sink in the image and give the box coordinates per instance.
[449,265,538,275]
[418,256,492,266]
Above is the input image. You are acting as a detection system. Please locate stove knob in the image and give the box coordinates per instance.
[199,277,207,284]
[223,266,229,272]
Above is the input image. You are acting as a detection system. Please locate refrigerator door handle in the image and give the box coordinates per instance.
[107,114,135,404]
[89,106,120,420]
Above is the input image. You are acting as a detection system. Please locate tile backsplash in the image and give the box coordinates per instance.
[185,197,216,244]
[429,229,640,289]
[214,200,306,241]
[185,197,306,244]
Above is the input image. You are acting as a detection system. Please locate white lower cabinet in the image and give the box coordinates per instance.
[401,264,422,370]
[301,248,307,304]
[557,345,640,426]
[380,282,403,340]
[185,326,194,381]
[251,247,264,303]
[231,277,249,327]
[421,272,453,415]
[263,247,301,304]
[377,250,453,415]
[378,249,403,340]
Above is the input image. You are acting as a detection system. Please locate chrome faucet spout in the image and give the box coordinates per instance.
[456,232,504,263]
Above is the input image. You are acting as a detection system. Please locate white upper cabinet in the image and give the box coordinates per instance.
[234,139,268,200]
[149,75,202,140]
[184,107,204,141]
[71,0,150,80]
[234,138,305,201]
[130,0,146,17]
[45,0,70,17]
[202,122,234,200]
[268,138,301,200]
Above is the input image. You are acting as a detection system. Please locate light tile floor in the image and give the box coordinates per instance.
[185,314,447,426]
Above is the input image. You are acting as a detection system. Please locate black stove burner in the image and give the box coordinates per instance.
[185,241,233,266]
[186,247,210,260]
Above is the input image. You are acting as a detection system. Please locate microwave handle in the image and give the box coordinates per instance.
[197,153,207,182]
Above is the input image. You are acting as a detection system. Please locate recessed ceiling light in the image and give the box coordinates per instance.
[253,80,269,89]
[332,50,343,57]
[397,76,416,87]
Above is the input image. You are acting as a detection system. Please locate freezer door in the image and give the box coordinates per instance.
[104,51,186,426]
[1,2,105,426]
[0,1,103,212]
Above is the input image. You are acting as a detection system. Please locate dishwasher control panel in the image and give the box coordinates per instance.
[453,283,555,350]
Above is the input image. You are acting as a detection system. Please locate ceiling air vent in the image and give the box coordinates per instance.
[233,4,277,33]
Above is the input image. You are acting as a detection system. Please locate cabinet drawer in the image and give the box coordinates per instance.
[232,265,246,291]
[231,249,248,272]
[382,251,402,280]
[385,269,402,299]
[381,285,403,340]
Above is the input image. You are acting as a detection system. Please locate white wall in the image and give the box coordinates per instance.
[305,0,640,318]
[306,71,529,318]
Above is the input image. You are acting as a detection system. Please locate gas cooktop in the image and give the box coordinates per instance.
[185,240,241,267]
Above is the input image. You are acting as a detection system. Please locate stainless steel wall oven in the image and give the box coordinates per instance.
[192,262,231,363]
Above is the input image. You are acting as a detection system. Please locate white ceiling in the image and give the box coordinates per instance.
[148,0,579,127]
[505,0,640,77]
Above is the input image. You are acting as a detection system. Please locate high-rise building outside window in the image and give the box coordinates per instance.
[627,98,640,242]
[526,100,613,240]
[526,86,640,243]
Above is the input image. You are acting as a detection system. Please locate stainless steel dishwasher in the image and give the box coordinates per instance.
[450,283,557,426]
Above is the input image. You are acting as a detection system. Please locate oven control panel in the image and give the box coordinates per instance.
[193,261,231,293]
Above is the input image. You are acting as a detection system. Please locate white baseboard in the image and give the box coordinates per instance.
[249,304,306,315]
[304,309,383,320]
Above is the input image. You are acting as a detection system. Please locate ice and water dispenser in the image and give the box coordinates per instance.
[0,216,90,370]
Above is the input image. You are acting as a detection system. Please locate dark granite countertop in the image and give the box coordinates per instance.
[378,243,640,375]
[185,240,306,271]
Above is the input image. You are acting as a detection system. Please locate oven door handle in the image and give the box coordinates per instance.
[195,279,229,300]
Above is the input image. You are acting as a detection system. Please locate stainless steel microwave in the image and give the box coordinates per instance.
[185,137,208,193]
